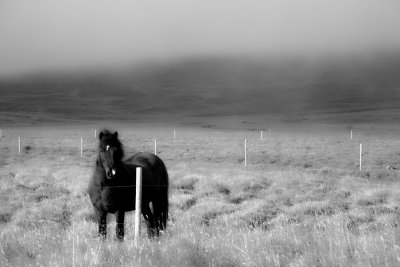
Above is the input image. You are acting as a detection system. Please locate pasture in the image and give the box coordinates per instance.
[1,120,400,266]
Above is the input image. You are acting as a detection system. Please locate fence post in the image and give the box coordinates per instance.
[359,143,362,171]
[351,130,353,140]
[244,139,247,166]
[72,223,75,267]
[18,136,21,154]
[154,139,157,155]
[260,130,263,140]
[174,130,176,140]
[135,167,142,247]
[81,138,83,157]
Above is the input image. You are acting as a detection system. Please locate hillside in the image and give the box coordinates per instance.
[1,56,400,124]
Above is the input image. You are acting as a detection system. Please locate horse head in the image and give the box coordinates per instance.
[97,130,124,180]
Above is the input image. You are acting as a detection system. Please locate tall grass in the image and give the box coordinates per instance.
[1,124,400,266]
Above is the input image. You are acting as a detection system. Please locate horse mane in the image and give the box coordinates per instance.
[96,129,125,166]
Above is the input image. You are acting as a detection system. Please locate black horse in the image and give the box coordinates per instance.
[88,130,169,241]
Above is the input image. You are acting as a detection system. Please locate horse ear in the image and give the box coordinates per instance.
[113,132,118,139]
[99,132,104,140]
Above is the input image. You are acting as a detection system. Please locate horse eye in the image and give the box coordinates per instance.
[100,149,105,153]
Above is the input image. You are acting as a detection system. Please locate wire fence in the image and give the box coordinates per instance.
[1,127,399,172]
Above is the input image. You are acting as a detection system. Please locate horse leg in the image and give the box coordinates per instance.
[98,210,107,239]
[115,210,125,241]
[151,201,162,235]
[142,202,157,237]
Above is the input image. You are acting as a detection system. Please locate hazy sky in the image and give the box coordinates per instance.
[1,0,400,76]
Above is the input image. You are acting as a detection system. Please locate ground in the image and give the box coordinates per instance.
[1,117,400,266]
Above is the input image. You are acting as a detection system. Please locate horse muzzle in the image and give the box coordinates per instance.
[106,168,117,179]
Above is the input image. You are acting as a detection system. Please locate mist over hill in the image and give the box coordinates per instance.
[1,55,400,123]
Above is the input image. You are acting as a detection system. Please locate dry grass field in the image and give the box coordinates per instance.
[1,120,400,266]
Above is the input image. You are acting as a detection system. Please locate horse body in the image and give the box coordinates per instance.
[88,130,169,241]
[128,152,169,230]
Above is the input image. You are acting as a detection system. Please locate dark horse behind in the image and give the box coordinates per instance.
[88,130,169,241]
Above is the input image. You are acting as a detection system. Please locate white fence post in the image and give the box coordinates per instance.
[72,223,75,267]
[359,143,362,171]
[81,138,83,157]
[351,130,353,140]
[18,136,21,154]
[135,167,142,247]
[244,139,247,166]
[260,130,263,140]
[154,139,157,155]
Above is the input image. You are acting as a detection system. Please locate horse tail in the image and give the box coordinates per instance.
[158,158,169,230]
